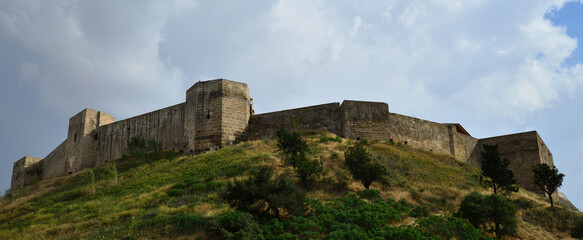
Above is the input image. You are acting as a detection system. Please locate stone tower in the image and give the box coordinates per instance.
[184,79,251,154]
[65,109,114,174]
[11,156,42,190]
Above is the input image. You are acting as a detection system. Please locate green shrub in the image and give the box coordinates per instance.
[380,226,430,239]
[416,215,493,240]
[167,188,183,197]
[225,166,307,218]
[330,152,340,160]
[409,188,424,202]
[259,195,412,239]
[572,217,583,239]
[127,136,147,157]
[126,136,162,158]
[319,135,342,143]
[168,213,205,232]
[206,211,262,240]
[410,204,430,218]
[357,189,380,200]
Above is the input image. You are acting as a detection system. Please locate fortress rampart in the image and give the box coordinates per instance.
[11,79,555,196]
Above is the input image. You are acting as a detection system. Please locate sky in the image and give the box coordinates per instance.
[1,0,583,209]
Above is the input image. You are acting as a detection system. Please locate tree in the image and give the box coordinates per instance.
[294,152,323,189]
[457,192,517,239]
[276,129,308,168]
[276,129,322,188]
[480,144,519,194]
[532,163,565,207]
[344,141,387,189]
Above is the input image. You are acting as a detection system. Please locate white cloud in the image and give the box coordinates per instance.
[0,0,195,117]
[398,1,428,28]
[350,16,362,36]
[219,0,582,120]
[2,0,581,121]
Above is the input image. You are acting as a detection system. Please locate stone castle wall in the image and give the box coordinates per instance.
[388,113,480,163]
[41,141,67,179]
[95,103,186,165]
[389,113,453,156]
[245,103,342,139]
[10,79,556,196]
[245,100,391,141]
[452,131,479,165]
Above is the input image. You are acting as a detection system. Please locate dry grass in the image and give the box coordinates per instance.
[516,218,560,240]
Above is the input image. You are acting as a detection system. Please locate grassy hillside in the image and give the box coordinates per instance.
[0,131,581,239]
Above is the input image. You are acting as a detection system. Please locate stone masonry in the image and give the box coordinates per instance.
[11,79,556,196]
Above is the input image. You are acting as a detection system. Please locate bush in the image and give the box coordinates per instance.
[457,192,517,238]
[410,204,430,218]
[357,189,380,200]
[225,166,307,219]
[167,188,183,197]
[572,217,583,239]
[260,195,414,239]
[344,141,387,189]
[319,135,342,143]
[168,213,205,232]
[126,136,161,157]
[416,215,493,240]
[206,211,262,240]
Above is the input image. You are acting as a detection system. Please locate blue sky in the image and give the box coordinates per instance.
[547,1,583,67]
[1,0,583,210]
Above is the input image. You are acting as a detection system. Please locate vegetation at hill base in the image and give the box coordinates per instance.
[1,130,582,239]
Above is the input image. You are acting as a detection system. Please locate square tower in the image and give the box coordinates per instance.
[10,156,42,190]
[66,109,114,174]
[475,131,554,195]
[184,79,251,153]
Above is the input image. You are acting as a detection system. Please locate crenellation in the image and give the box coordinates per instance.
[11,79,558,197]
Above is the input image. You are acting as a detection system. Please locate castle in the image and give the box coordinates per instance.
[11,79,555,194]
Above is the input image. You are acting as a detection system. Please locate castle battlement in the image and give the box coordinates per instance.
[11,79,555,196]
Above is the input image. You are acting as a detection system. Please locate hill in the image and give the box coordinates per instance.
[1,131,581,239]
